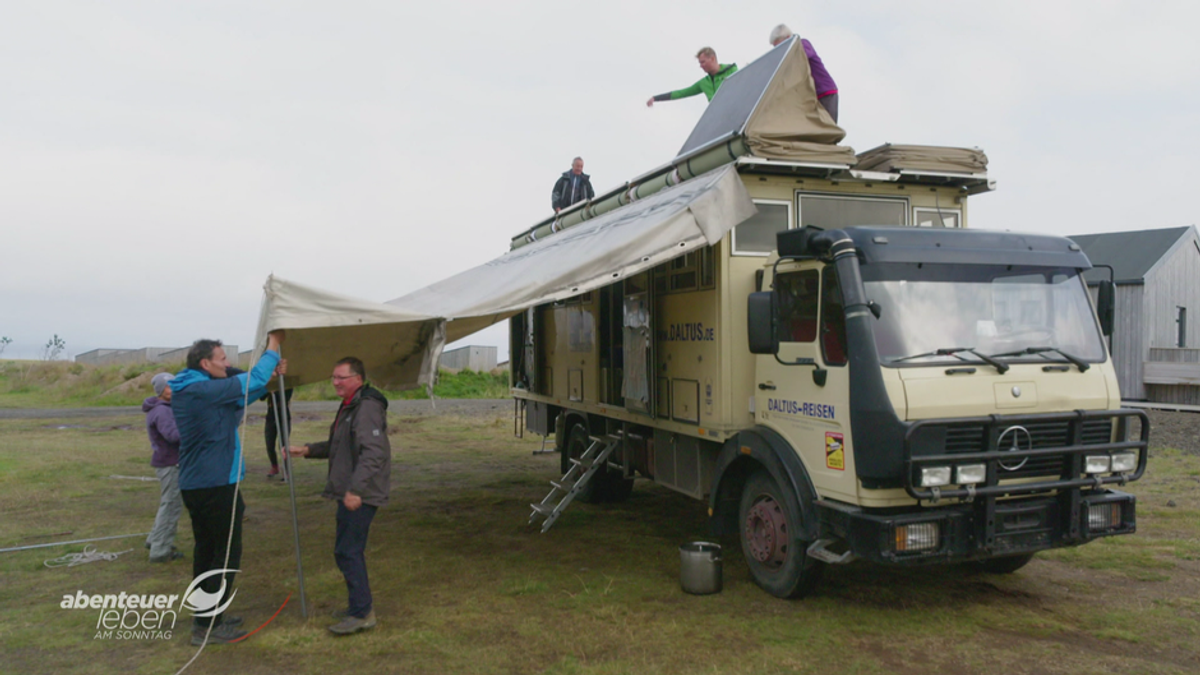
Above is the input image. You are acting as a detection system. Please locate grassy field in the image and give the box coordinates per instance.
[0,410,1197,675]
[0,360,508,408]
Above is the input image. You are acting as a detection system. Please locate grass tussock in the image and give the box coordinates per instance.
[0,360,508,408]
[0,360,185,408]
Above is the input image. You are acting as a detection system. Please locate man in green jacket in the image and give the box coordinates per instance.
[646,47,737,107]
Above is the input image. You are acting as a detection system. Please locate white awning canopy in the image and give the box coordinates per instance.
[252,164,756,388]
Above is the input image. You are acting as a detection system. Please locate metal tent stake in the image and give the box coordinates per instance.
[275,372,309,619]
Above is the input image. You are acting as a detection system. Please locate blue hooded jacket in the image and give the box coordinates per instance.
[170,350,280,491]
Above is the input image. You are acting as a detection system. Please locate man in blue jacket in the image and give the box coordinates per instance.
[170,331,285,646]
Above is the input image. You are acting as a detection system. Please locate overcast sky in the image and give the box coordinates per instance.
[2,1,1197,362]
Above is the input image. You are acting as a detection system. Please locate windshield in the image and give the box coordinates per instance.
[862,264,1107,366]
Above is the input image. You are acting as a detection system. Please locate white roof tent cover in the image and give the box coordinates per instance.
[253,164,756,388]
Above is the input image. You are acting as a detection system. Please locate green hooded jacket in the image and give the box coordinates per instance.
[653,63,738,102]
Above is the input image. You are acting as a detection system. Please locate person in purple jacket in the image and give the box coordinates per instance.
[144,373,185,563]
[770,24,840,122]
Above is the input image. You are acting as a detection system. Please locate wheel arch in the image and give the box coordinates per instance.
[709,426,820,541]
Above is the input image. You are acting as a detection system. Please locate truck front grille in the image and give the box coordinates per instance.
[943,418,1113,480]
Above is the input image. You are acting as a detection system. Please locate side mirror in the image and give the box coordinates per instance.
[1097,280,1115,336]
[748,292,778,354]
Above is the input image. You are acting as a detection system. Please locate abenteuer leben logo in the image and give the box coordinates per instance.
[60,568,239,640]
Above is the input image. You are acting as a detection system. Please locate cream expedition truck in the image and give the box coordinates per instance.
[504,38,1148,598]
[511,169,1148,598]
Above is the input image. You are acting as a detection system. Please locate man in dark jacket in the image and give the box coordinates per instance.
[144,373,185,563]
[289,356,392,635]
[170,332,285,646]
[551,157,595,213]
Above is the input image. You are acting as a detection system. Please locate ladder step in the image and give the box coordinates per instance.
[549,480,569,491]
[569,457,594,469]
[529,503,555,517]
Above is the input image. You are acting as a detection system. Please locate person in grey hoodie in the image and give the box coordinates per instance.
[144,373,185,563]
[289,356,392,636]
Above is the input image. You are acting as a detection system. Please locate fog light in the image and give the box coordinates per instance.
[920,466,951,487]
[956,463,986,485]
[1084,455,1111,474]
[1088,503,1122,531]
[895,522,940,552]
[1110,452,1137,473]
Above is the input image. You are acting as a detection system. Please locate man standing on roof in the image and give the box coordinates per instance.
[645,47,737,107]
[552,157,595,213]
[170,332,285,646]
[769,24,839,122]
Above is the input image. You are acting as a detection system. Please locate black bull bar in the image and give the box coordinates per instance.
[903,409,1149,502]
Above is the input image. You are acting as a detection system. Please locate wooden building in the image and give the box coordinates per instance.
[1071,225,1200,403]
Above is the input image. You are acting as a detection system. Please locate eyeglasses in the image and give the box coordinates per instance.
[331,374,361,383]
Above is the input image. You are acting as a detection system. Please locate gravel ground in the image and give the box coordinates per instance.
[1145,409,1200,454]
[2,399,1196,454]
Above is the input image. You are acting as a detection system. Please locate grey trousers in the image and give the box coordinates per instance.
[819,93,839,123]
[147,465,182,558]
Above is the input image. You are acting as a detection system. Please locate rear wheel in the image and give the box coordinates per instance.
[560,423,632,503]
[976,553,1035,574]
[738,469,824,598]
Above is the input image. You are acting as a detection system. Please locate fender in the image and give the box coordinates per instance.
[708,426,820,540]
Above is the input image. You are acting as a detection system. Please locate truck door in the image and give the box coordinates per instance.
[755,264,854,501]
[623,271,654,415]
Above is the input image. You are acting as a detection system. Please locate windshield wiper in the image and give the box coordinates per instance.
[991,346,1090,372]
[893,347,1009,374]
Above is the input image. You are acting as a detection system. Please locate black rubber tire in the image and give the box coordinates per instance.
[976,553,1035,574]
[738,469,824,598]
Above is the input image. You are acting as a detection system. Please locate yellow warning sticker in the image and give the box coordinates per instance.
[825,432,845,471]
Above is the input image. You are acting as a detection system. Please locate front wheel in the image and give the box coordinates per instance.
[738,469,824,598]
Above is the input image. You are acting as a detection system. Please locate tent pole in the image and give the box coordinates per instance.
[275,373,309,619]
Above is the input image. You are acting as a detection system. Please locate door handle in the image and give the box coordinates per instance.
[757,383,776,391]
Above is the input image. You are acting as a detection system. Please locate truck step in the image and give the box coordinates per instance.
[528,435,621,532]
[806,538,856,564]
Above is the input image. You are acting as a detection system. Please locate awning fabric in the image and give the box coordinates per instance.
[251,275,445,391]
[252,163,756,388]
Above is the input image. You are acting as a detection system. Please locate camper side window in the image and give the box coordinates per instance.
[733,201,791,255]
[775,270,820,343]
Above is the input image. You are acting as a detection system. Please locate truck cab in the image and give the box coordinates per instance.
[731,225,1147,595]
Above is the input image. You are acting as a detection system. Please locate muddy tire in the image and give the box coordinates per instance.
[559,423,632,504]
[976,553,1035,574]
[738,469,824,598]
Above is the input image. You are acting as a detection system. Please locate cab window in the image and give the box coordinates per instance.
[775,270,820,343]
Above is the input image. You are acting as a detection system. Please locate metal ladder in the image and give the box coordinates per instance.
[528,433,621,533]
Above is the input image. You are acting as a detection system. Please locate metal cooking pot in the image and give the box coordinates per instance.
[679,541,722,595]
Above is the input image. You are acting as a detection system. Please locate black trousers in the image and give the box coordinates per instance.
[181,483,244,628]
[335,501,378,618]
[264,389,293,468]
